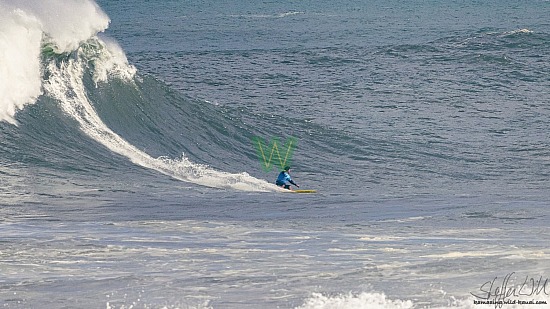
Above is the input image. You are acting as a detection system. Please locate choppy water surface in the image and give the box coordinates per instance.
[1,0,549,308]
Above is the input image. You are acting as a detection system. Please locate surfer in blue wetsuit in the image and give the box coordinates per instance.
[275,166,299,190]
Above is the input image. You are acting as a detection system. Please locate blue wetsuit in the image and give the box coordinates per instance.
[276,171,296,189]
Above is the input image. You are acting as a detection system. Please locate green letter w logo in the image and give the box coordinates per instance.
[253,136,297,173]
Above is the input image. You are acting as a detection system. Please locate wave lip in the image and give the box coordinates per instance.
[1,0,274,191]
[0,0,110,124]
[0,6,43,125]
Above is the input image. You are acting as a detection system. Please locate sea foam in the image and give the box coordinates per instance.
[295,292,414,309]
[1,0,274,191]
[0,0,109,124]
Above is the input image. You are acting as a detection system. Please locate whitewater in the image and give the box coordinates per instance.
[1,0,550,308]
[0,0,273,192]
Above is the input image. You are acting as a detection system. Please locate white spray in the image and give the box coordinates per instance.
[43,54,273,191]
[0,0,275,191]
[0,0,109,124]
[0,6,43,124]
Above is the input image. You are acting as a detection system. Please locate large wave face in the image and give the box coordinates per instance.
[0,0,274,192]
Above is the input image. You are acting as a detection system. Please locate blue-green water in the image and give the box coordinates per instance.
[1,0,549,308]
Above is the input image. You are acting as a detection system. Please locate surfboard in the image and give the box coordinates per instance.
[289,189,316,194]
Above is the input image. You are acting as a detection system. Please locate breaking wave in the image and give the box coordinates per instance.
[0,0,275,191]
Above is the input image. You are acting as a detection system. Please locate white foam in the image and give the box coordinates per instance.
[419,251,504,259]
[295,291,550,309]
[3,0,110,53]
[0,6,43,125]
[506,28,533,35]
[1,0,273,190]
[43,57,274,191]
[0,0,110,124]
[92,35,137,84]
[277,11,305,18]
[229,11,304,19]
[295,292,414,309]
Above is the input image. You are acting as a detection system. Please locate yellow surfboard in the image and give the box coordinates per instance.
[289,189,316,194]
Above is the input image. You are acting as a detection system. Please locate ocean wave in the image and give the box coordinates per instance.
[0,0,109,124]
[0,0,275,191]
[0,5,43,125]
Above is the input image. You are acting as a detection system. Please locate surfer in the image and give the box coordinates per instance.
[275,166,300,190]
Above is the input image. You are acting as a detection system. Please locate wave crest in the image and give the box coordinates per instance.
[0,6,43,125]
[0,0,110,124]
[1,0,274,191]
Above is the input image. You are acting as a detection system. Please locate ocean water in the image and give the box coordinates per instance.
[1,0,550,308]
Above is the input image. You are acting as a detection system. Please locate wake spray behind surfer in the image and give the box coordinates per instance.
[275,166,300,190]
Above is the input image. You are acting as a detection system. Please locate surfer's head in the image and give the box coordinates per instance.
[284,166,291,172]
